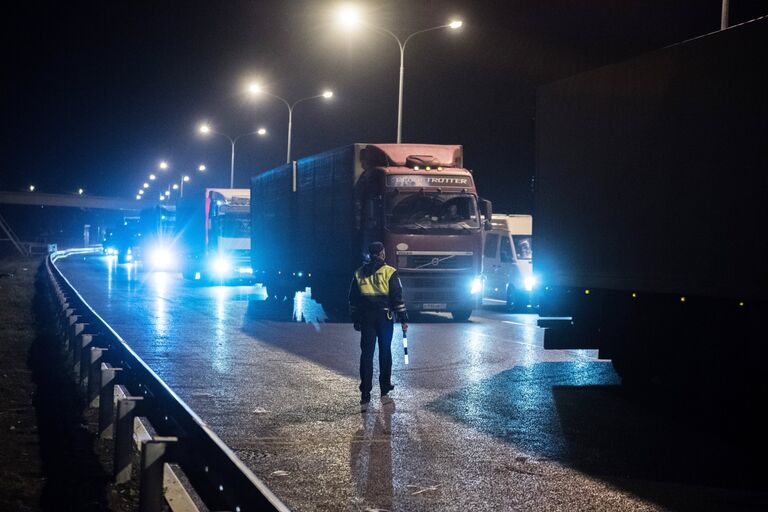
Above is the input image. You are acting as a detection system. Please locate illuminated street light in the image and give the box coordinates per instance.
[136,195,142,200]
[78,188,84,195]
[159,194,165,201]
[143,182,150,188]
[149,174,156,180]
[198,122,269,187]
[139,189,144,195]
[164,190,170,197]
[198,164,206,172]
[29,185,35,192]
[336,5,362,30]
[159,161,169,170]
[247,84,333,163]
[172,183,179,190]
[183,175,190,182]
[335,8,463,143]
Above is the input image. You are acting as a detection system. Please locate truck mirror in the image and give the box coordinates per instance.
[479,198,492,220]
[484,219,492,231]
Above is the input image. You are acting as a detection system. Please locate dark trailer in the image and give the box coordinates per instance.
[535,17,768,385]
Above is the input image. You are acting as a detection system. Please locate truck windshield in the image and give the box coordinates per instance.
[513,235,533,260]
[385,193,479,234]
[217,212,250,239]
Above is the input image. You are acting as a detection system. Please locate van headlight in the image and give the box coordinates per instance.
[471,276,484,295]
[524,276,537,292]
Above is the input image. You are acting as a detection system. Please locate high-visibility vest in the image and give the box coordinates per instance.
[355,264,397,297]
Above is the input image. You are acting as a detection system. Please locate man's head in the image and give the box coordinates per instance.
[368,241,385,261]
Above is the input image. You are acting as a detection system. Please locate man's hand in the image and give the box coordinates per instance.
[401,322,408,335]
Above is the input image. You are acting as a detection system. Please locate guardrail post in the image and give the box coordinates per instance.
[114,386,143,484]
[88,347,107,408]
[70,320,88,369]
[99,363,122,439]
[139,435,178,512]
[79,334,95,391]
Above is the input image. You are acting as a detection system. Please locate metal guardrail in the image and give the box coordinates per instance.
[46,248,290,512]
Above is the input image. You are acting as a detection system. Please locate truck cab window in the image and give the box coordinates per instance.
[500,236,514,262]
[484,234,499,258]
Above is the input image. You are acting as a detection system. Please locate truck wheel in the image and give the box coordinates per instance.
[506,286,517,312]
[451,310,472,322]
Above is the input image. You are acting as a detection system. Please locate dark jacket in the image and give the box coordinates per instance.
[349,259,408,322]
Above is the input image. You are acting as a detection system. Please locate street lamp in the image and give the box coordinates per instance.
[198,123,268,187]
[149,174,156,181]
[159,161,169,170]
[78,188,84,195]
[136,195,142,200]
[198,164,206,172]
[336,7,462,143]
[247,84,333,163]
[29,185,35,192]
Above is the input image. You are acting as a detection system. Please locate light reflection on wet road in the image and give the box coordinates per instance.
[56,255,766,511]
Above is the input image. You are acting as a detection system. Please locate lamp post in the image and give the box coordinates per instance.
[198,124,267,187]
[337,7,462,143]
[247,84,332,163]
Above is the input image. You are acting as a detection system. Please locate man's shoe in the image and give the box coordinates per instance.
[360,395,371,412]
[381,394,394,406]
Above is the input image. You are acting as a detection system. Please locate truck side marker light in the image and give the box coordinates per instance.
[426,166,431,170]
[584,289,590,295]
[308,273,312,277]
[680,296,686,302]
[631,292,637,298]
[413,166,420,170]
[437,167,443,171]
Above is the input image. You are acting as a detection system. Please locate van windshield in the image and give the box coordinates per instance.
[513,235,533,260]
[385,193,479,234]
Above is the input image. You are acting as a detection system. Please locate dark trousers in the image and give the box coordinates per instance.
[359,310,394,397]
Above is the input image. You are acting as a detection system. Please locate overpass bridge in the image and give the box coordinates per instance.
[0,191,141,256]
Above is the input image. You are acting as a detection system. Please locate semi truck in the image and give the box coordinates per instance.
[535,18,767,385]
[251,144,492,320]
[176,187,254,282]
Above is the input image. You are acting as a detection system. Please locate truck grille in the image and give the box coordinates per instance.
[400,273,474,303]
[398,254,473,270]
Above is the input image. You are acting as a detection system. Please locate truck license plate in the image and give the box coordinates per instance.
[422,303,447,310]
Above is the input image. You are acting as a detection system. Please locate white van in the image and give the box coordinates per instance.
[483,214,535,310]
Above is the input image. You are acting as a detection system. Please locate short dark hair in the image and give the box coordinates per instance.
[368,241,385,256]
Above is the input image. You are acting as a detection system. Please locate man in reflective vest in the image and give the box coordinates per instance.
[349,241,409,410]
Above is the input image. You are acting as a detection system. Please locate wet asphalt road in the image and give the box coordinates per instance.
[56,255,766,511]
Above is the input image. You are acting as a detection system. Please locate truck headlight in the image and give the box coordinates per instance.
[212,257,231,276]
[524,276,537,292]
[471,277,483,295]
[150,248,174,268]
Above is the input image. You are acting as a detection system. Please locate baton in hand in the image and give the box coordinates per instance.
[402,324,409,365]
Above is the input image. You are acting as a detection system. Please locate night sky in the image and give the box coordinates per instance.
[2,1,765,213]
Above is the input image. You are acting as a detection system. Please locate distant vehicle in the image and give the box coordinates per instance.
[251,144,492,321]
[177,188,254,282]
[138,205,177,270]
[535,17,767,385]
[483,214,535,311]
[102,216,141,263]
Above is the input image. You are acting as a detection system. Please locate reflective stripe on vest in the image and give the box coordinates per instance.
[355,264,397,296]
